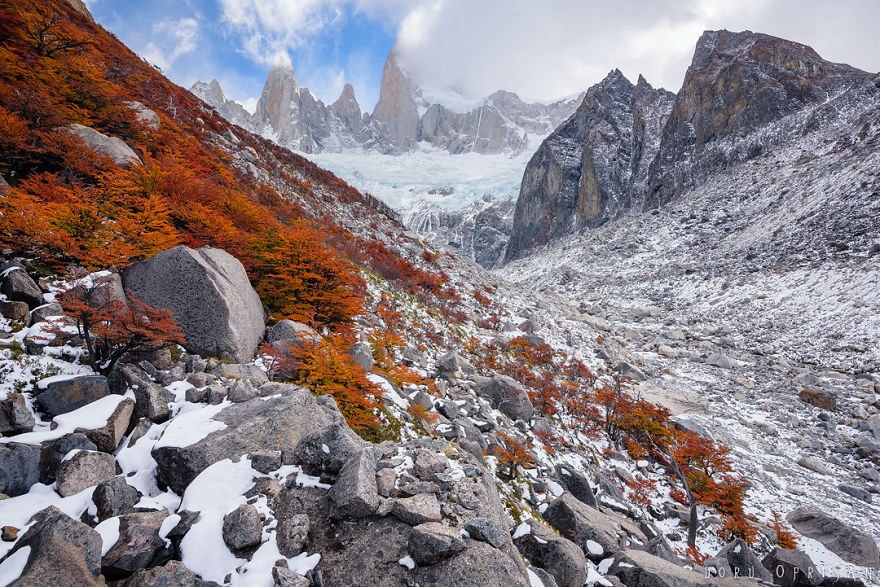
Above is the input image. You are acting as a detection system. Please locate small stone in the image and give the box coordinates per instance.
[464,517,506,549]
[272,565,310,587]
[1,525,17,541]
[799,387,836,411]
[276,513,310,557]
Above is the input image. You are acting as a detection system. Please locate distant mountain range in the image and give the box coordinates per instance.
[191,51,583,156]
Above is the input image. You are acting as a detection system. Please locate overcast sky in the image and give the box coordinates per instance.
[87,0,880,112]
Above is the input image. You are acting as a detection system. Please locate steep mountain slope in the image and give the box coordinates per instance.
[506,71,674,261]
[506,30,878,261]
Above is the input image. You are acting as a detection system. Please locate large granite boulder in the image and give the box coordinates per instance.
[0,263,44,308]
[475,375,534,421]
[66,123,141,167]
[787,507,880,568]
[152,386,342,494]
[328,448,380,520]
[542,492,620,560]
[2,506,103,586]
[0,442,41,496]
[55,450,116,497]
[102,511,172,579]
[122,246,265,362]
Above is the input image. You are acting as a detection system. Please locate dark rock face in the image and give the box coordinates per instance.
[4,506,103,586]
[714,539,774,582]
[102,511,173,579]
[35,375,110,417]
[506,71,674,261]
[38,433,97,485]
[0,263,44,308]
[221,504,263,551]
[647,30,872,207]
[122,246,265,362]
[93,476,140,521]
[787,507,880,567]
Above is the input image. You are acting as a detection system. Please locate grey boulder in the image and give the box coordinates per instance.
[329,448,380,520]
[126,560,219,587]
[109,364,173,423]
[284,422,365,475]
[265,320,320,345]
[542,492,620,560]
[222,504,263,551]
[514,519,586,587]
[0,442,41,497]
[66,123,141,167]
[122,246,265,362]
[153,387,343,494]
[390,493,443,525]
[276,513,310,557]
[55,450,116,497]
[413,540,530,586]
[557,465,597,508]
[36,375,110,417]
[787,507,880,568]
[407,522,466,565]
[715,539,774,582]
[0,393,35,435]
[102,510,172,579]
[93,476,140,521]
[476,375,534,421]
[3,506,103,586]
[0,263,44,308]
[761,547,822,587]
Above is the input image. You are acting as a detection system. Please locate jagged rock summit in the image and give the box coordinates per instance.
[505,29,878,261]
[191,49,583,156]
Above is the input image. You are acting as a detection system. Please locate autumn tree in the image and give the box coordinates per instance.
[493,431,536,480]
[56,274,184,375]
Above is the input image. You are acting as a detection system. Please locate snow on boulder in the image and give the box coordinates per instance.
[513,519,586,587]
[542,492,621,562]
[35,375,111,418]
[66,124,141,168]
[787,507,880,568]
[122,246,265,362]
[0,261,44,309]
[475,375,534,421]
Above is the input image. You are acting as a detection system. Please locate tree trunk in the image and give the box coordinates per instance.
[687,498,698,548]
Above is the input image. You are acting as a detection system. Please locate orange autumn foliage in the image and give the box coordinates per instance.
[769,511,799,549]
[493,431,536,480]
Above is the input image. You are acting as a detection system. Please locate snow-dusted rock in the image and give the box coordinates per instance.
[513,519,586,587]
[108,366,173,424]
[122,246,265,362]
[285,419,365,475]
[0,262,44,309]
[36,375,111,418]
[3,506,102,586]
[760,548,821,587]
[542,492,620,561]
[93,476,140,521]
[787,507,880,567]
[221,503,262,551]
[55,450,116,497]
[475,375,534,421]
[80,397,133,453]
[714,539,773,582]
[102,510,171,579]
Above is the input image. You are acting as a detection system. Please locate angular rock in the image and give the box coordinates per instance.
[4,506,102,586]
[55,450,116,497]
[349,342,374,372]
[124,101,161,130]
[706,352,735,369]
[276,513,310,557]
[408,522,466,565]
[514,519,586,587]
[35,375,110,417]
[329,447,379,520]
[227,379,258,403]
[715,539,773,582]
[464,517,507,550]
[413,540,530,586]
[412,448,448,479]
[476,375,534,421]
[787,507,880,567]
[799,387,836,411]
[0,300,29,324]
[125,560,218,587]
[250,449,282,474]
[102,510,172,579]
[79,397,134,453]
[0,393,35,435]
[38,433,97,485]
[436,350,475,377]
[66,123,141,167]
[0,442,41,496]
[614,361,647,382]
[93,476,140,521]
[609,548,743,586]
[122,246,265,362]
[0,263,44,308]
[838,484,872,503]
[390,493,443,525]
[762,547,822,587]
[153,387,342,494]
[265,320,320,345]
[557,466,597,508]
[211,363,269,385]
[284,418,365,475]
[109,364,174,423]
[542,492,620,560]
[272,566,310,587]
[222,503,263,551]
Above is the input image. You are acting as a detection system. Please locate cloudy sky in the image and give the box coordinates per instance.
[87,0,880,113]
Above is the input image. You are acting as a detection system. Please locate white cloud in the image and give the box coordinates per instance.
[141,17,200,71]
